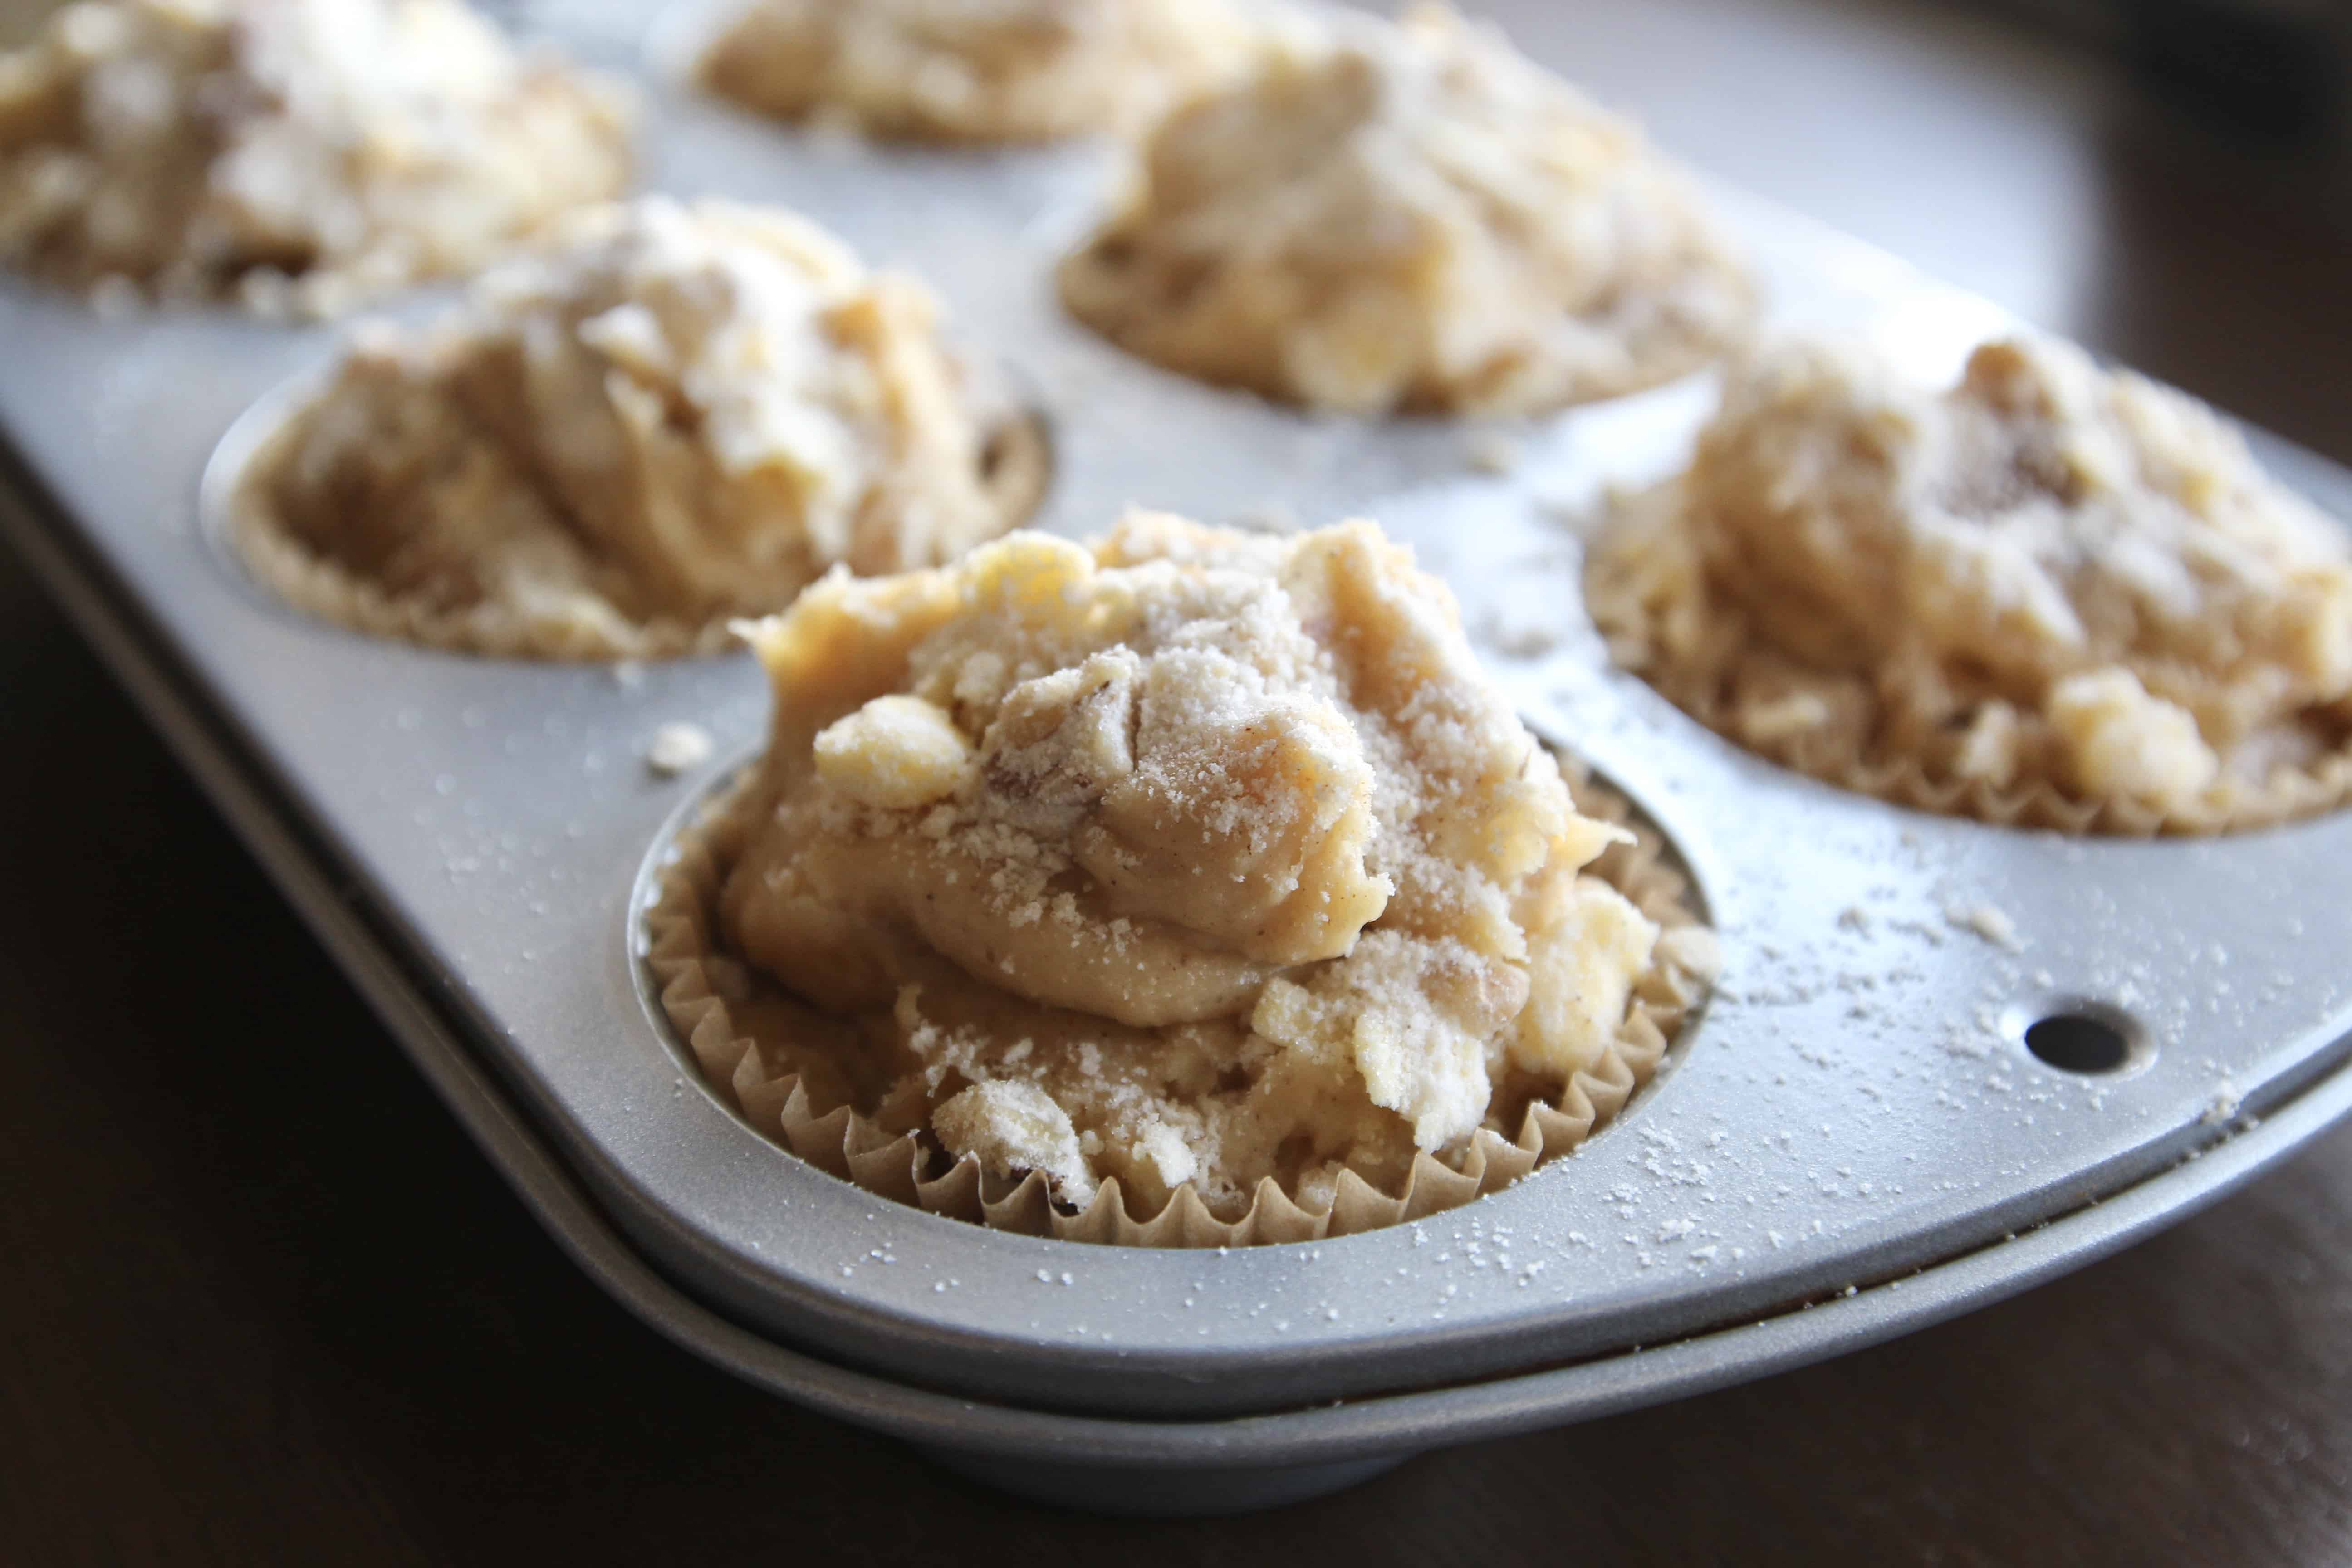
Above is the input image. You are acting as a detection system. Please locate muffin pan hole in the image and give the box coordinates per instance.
[2022,1007,2143,1076]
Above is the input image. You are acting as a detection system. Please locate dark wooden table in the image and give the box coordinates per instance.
[7,1,2352,1562]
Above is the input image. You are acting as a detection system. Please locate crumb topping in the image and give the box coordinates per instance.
[647,721,716,777]
[718,513,1656,1211]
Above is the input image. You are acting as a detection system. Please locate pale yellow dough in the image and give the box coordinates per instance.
[1590,335,2352,827]
[715,513,1667,1215]
[246,196,1032,655]
[0,0,631,314]
[699,0,1254,144]
[1058,2,1751,415]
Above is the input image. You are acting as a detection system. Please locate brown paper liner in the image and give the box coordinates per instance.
[642,761,1715,1248]
[225,404,1051,663]
[1586,481,2352,837]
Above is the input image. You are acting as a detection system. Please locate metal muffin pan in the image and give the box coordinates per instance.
[5,0,2352,1508]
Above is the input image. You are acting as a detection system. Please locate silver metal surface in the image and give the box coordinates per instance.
[19,487,2352,1526]
[11,463,2352,1516]
[4,0,2351,1478]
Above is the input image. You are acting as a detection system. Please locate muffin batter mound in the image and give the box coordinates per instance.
[1058,3,1751,415]
[0,0,631,314]
[1589,335,2352,830]
[699,0,1253,143]
[699,513,1699,1218]
[240,196,1037,657]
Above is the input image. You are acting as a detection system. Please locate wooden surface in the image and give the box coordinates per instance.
[7,1,2352,1563]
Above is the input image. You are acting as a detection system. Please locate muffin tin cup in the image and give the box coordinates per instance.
[211,371,735,660]
[1584,480,2352,837]
[210,342,1056,663]
[637,755,1709,1248]
[5,0,2352,1510]
[7,504,2352,1519]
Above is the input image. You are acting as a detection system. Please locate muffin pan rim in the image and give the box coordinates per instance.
[17,247,2342,1416]
[5,0,2352,1430]
[14,190,2352,1429]
[14,425,2352,1457]
[6,464,2350,1492]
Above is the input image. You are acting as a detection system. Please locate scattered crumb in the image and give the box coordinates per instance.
[2201,1080,2241,1126]
[1480,617,1560,661]
[1466,431,1522,476]
[1538,490,1609,539]
[1232,501,1300,534]
[88,274,143,319]
[1946,901,2020,951]
[646,722,714,776]
[612,659,647,691]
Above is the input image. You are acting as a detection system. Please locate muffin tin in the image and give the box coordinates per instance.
[5,0,2352,1514]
